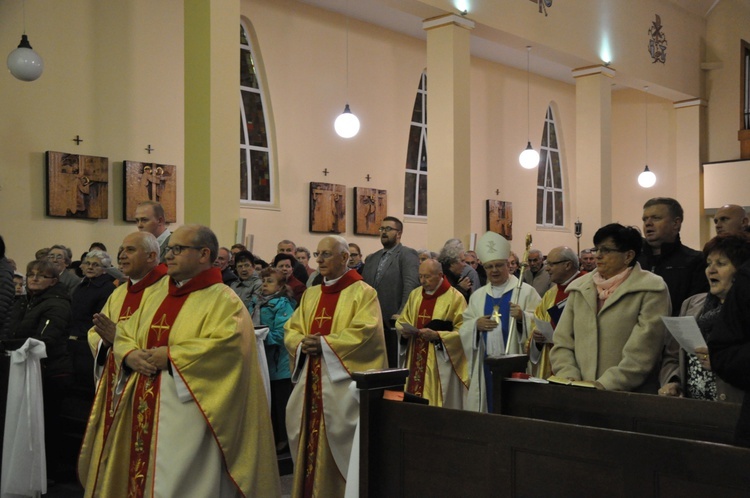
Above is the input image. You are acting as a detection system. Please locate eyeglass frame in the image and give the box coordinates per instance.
[594,246,627,255]
[313,251,337,260]
[165,245,205,256]
[377,226,399,233]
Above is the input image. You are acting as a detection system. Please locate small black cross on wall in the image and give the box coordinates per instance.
[145,145,154,154]
[323,168,329,176]
[73,135,83,145]
[496,189,500,195]
[366,174,371,182]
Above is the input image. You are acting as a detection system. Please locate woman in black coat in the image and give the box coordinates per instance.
[69,250,117,338]
[7,259,72,480]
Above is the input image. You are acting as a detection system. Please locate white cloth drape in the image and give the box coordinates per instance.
[1,338,47,498]
[254,326,272,412]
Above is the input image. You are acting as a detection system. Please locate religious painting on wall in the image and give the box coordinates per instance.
[123,161,177,222]
[487,200,513,240]
[310,182,346,234]
[46,151,109,219]
[353,187,387,235]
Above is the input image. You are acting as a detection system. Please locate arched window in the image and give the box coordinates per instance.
[535,105,564,227]
[240,22,273,203]
[404,71,428,218]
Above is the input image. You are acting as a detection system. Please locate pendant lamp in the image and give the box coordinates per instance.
[519,46,539,169]
[7,0,43,82]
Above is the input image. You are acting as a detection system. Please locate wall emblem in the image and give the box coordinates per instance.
[528,0,552,16]
[648,14,668,64]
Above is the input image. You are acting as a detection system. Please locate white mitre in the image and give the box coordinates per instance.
[475,231,510,264]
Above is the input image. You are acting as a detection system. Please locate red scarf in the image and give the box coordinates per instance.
[127,267,222,498]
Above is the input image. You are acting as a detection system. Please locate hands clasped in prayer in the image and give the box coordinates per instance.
[125,346,169,376]
[401,327,439,342]
[301,334,323,356]
[92,313,116,347]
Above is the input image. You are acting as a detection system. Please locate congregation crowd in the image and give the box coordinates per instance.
[2,196,750,497]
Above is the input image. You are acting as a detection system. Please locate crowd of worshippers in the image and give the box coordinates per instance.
[2,198,750,497]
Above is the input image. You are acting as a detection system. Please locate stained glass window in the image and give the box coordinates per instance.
[404,71,428,217]
[536,106,564,227]
[240,22,272,203]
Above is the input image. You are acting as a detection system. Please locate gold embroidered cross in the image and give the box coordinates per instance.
[150,314,171,341]
[491,305,501,324]
[120,306,133,320]
[314,308,332,328]
[418,309,431,324]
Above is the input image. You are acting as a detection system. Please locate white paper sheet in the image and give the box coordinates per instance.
[661,316,707,353]
[533,317,555,342]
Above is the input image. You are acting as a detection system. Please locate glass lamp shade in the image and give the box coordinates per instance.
[7,35,43,82]
[519,142,540,169]
[334,104,360,138]
[638,165,656,188]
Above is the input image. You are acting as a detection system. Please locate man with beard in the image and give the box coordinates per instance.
[361,216,420,367]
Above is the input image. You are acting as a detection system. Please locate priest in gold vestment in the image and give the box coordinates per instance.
[396,259,468,408]
[285,235,387,498]
[80,225,280,498]
[78,232,167,490]
[526,246,583,379]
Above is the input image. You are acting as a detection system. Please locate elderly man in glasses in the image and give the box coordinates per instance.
[81,225,280,497]
[285,235,387,498]
[361,216,420,367]
[526,246,584,379]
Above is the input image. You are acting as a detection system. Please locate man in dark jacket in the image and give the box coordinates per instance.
[638,197,708,315]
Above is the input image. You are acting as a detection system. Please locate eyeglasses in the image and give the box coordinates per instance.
[47,254,65,260]
[349,253,360,257]
[313,251,336,259]
[546,260,569,266]
[595,246,626,255]
[378,227,397,233]
[165,245,204,255]
[81,261,102,268]
[26,273,55,280]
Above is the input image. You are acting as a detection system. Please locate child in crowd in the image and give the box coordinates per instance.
[248,267,295,453]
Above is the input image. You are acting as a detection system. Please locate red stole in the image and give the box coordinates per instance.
[303,270,362,498]
[100,264,168,441]
[127,268,222,498]
[406,278,451,397]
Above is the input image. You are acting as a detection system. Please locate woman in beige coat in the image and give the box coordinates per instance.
[550,223,671,392]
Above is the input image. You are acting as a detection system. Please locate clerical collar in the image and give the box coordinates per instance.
[489,278,513,297]
[424,278,444,296]
[130,276,144,285]
[560,271,582,287]
[323,272,346,286]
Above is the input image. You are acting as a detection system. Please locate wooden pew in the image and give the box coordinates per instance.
[354,369,750,498]
[486,356,742,445]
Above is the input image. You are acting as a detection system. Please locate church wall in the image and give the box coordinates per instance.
[414,0,705,101]
[241,0,430,261]
[705,0,750,162]
[0,0,185,267]
[1,0,742,271]
[611,88,676,238]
